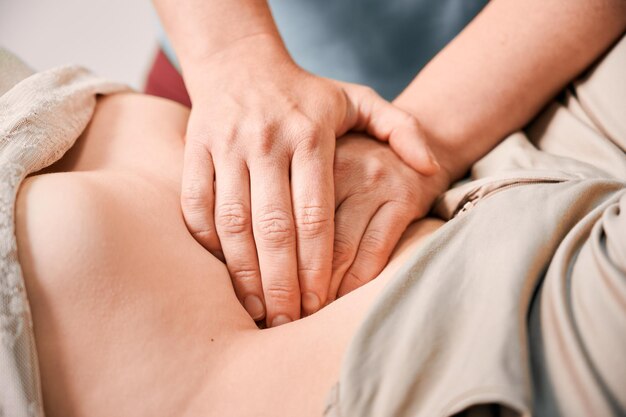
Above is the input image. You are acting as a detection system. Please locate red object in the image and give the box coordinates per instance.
[144,49,192,108]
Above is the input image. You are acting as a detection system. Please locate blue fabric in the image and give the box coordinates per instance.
[159,0,487,99]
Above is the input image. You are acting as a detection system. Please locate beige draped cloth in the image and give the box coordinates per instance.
[1,35,625,417]
[325,36,626,417]
[0,49,127,417]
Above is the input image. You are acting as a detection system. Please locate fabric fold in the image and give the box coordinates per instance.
[325,35,626,417]
[0,49,127,417]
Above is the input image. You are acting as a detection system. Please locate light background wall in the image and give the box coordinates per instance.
[0,0,159,89]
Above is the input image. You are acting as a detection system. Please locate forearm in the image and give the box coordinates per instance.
[394,0,626,182]
[153,0,288,88]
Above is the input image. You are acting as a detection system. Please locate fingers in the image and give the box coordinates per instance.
[327,196,380,303]
[341,84,440,176]
[337,202,412,298]
[291,132,335,316]
[181,140,222,256]
[213,157,266,321]
[249,158,301,327]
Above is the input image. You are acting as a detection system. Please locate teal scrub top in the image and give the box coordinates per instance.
[160,0,488,99]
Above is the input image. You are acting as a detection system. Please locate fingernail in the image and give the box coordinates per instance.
[302,292,321,315]
[425,147,436,163]
[419,150,439,175]
[244,295,265,321]
[428,149,440,169]
[271,314,292,328]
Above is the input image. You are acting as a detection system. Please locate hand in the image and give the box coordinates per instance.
[180,36,439,327]
[328,134,451,300]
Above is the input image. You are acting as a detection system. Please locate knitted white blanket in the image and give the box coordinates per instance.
[0,49,127,417]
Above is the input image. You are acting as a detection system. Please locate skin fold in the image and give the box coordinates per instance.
[15,93,443,417]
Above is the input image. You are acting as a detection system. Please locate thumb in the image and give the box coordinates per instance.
[339,83,440,176]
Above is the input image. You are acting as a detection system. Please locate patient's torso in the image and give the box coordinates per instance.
[15,93,441,417]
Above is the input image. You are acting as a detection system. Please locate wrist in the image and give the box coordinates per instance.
[185,31,288,67]
[155,0,285,74]
[181,33,295,102]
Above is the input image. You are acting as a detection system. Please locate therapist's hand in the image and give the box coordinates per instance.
[180,37,439,327]
[329,134,451,300]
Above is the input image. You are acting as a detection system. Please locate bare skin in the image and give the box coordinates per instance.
[154,0,439,327]
[152,0,626,326]
[15,93,443,417]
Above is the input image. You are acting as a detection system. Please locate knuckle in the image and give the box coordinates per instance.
[181,173,212,211]
[256,207,295,247]
[387,180,414,203]
[324,84,346,108]
[181,180,210,210]
[295,205,332,238]
[332,85,347,105]
[364,158,388,187]
[359,85,377,99]
[229,267,259,287]
[216,200,251,234]
[218,126,239,151]
[293,118,324,150]
[186,136,210,154]
[297,264,326,281]
[391,113,423,139]
[345,269,369,287]
[333,238,356,267]
[265,281,300,305]
[248,120,279,156]
[184,218,219,251]
[181,202,216,242]
[333,155,352,176]
[400,111,419,128]
[359,229,389,256]
[190,227,217,242]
